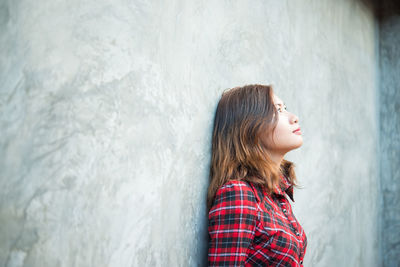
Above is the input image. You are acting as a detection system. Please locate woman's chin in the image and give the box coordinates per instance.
[292,140,303,150]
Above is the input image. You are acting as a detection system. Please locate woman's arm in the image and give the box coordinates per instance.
[208,181,258,266]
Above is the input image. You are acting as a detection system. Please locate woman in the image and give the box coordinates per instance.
[207,84,307,266]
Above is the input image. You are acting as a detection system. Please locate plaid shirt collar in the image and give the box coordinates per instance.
[273,174,295,202]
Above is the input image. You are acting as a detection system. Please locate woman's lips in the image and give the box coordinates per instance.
[293,128,301,135]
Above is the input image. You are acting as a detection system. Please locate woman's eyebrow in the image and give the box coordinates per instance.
[275,103,286,107]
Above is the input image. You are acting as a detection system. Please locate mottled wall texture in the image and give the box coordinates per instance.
[0,0,389,266]
[379,1,400,267]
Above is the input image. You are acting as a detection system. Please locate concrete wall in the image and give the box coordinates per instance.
[0,0,381,266]
[379,1,400,266]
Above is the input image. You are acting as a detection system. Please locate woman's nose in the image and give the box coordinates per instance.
[291,113,299,124]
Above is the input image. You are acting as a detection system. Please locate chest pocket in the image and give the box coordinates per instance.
[259,197,300,250]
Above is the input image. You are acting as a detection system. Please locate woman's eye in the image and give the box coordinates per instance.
[278,106,287,112]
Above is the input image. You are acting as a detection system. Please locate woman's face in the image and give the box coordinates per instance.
[261,94,302,155]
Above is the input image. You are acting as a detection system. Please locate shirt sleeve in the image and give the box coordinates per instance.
[208,181,258,266]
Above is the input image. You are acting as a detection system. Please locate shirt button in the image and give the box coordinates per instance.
[300,260,303,264]
[295,232,300,236]
[282,209,287,213]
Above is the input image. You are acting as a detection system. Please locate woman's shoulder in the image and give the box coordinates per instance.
[218,180,254,194]
[210,180,260,215]
[216,180,262,203]
[220,179,251,188]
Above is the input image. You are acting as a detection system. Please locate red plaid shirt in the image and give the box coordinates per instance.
[208,175,307,266]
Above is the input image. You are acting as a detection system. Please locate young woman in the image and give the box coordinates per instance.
[207,84,307,266]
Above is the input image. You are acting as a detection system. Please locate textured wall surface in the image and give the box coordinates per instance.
[379,2,400,266]
[0,0,380,266]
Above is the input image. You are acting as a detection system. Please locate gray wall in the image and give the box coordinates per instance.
[379,1,400,266]
[0,0,384,266]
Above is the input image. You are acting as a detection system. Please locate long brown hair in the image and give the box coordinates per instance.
[207,84,298,211]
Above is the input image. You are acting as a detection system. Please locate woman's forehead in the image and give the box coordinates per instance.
[273,94,284,105]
